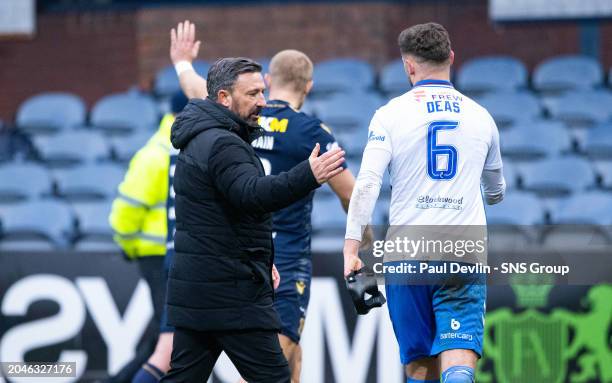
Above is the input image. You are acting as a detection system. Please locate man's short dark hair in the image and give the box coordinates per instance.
[398,23,451,64]
[206,57,262,101]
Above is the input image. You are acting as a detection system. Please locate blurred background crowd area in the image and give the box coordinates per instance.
[1,0,612,252]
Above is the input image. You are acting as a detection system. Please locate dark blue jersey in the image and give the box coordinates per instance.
[165,147,179,269]
[253,100,343,261]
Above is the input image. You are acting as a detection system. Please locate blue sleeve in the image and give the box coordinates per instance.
[301,118,347,168]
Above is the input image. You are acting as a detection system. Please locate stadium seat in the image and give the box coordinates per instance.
[154,60,210,97]
[547,90,612,127]
[500,120,572,160]
[485,192,544,249]
[597,162,612,190]
[457,56,527,93]
[0,238,57,251]
[533,55,603,92]
[0,162,53,203]
[256,57,271,74]
[311,194,346,233]
[311,59,375,96]
[372,195,390,226]
[544,192,612,247]
[582,123,612,159]
[53,164,125,201]
[335,130,367,159]
[485,192,545,226]
[521,156,595,196]
[315,92,383,132]
[33,131,111,168]
[380,59,411,96]
[72,201,118,251]
[476,91,541,128]
[549,192,612,225]
[502,161,518,190]
[0,201,74,247]
[16,92,86,135]
[110,131,154,163]
[310,194,347,253]
[91,93,160,134]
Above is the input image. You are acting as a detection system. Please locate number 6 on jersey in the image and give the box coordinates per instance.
[427,120,458,180]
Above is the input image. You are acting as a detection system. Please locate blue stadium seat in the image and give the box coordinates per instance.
[91,93,159,134]
[533,55,603,92]
[500,120,572,160]
[457,56,527,93]
[256,57,271,74]
[311,194,346,233]
[372,195,390,225]
[476,91,541,128]
[0,238,56,251]
[485,192,545,225]
[154,60,210,97]
[312,59,375,95]
[335,131,367,159]
[549,192,612,225]
[53,164,125,201]
[16,92,86,135]
[33,131,111,168]
[582,123,612,159]
[110,131,154,163]
[72,200,118,251]
[520,156,595,196]
[300,100,318,117]
[0,162,53,203]
[597,161,612,190]
[0,201,74,247]
[380,59,411,96]
[502,161,518,190]
[315,92,383,132]
[310,194,347,253]
[547,90,612,127]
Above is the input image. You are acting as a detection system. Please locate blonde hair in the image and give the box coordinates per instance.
[269,49,313,92]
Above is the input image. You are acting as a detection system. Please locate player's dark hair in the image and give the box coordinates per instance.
[207,57,262,101]
[398,22,451,64]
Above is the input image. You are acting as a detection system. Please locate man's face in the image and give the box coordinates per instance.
[225,72,266,124]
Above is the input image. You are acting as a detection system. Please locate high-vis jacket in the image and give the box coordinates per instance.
[109,114,174,259]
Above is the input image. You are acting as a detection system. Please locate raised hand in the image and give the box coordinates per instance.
[308,143,345,184]
[170,20,201,65]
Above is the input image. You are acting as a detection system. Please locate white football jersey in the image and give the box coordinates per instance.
[366,79,502,226]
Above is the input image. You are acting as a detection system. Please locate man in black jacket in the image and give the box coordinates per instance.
[161,58,345,383]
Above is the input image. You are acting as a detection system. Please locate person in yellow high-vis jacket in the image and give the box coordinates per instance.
[109,112,172,258]
[106,91,187,383]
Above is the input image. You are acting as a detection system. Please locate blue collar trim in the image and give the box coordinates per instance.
[413,79,454,88]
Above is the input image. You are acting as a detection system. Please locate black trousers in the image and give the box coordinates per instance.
[161,327,290,383]
[105,256,166,383]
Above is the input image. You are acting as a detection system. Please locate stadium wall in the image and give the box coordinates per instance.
[1,0,611,121]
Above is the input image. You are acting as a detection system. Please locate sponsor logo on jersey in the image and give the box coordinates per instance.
[368,131,386,142]
[258,116,289,133]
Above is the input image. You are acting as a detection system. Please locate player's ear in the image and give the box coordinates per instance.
[264,73,272,87]
[305,79,313,94]
[448,50,455,66]
[217,89,232,108]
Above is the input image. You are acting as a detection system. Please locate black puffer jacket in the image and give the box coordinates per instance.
[166,98,320,332]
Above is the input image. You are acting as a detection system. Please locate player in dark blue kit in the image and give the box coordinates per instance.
[171,22,373,382]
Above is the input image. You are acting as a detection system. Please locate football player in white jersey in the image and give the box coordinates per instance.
[344,23,505,383]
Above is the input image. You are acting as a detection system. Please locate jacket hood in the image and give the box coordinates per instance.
[171,98,262,150]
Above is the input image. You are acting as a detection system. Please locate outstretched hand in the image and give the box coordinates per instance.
[170,20,201,64]
[308,143,345,184]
